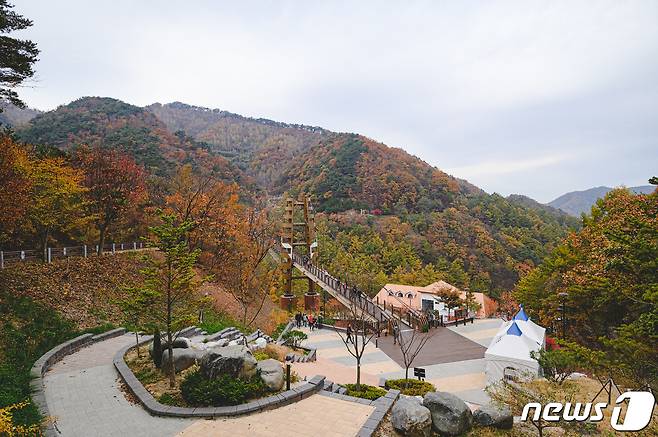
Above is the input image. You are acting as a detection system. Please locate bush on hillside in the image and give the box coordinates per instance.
[198,310,247,334]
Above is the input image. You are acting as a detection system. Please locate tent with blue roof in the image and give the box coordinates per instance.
[490,306,546,347]
[513,305,529,321]
[485,306,544,385]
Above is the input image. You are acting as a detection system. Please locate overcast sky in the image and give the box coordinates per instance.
[14,0,658,202]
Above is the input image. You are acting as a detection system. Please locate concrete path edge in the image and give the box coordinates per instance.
[113,333,327,418]
[30,327,127,436]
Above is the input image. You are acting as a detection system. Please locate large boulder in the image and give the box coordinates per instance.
[473,404,513,429]
[200,345,257,379]
[423,391,473,436]
[161,348,199,373]
[256,359,284,391]
[149,337,190,359]
[391,398,432,437]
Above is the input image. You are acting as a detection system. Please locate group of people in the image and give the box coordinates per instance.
[295,311,323,331]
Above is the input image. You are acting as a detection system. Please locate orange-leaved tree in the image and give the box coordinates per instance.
[75,145,147,254]
[0,135,32,246]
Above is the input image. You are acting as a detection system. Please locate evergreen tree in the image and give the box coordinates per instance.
[0,1,39,108]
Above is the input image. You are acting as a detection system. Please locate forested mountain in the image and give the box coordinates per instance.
[275,133,480,213]
[16,97,252,187]
[0,101,40,127]
[146,102,329,186]
[548,185,655,216]
[13,96,581,296]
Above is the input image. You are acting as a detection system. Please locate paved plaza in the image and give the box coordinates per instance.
[42,333,377,437]
[292,318,503,406]
[41,319,503,435]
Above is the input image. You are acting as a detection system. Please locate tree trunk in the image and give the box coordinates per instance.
[405,366,409,383]
[135,331,141,358]
[356,360,361,391]
[98,224,107,255]
[41,231,49,263]
[167,329,175,388]
[153,329,162,368]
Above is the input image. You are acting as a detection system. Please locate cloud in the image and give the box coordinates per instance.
[14,0,658,201]
[445,153,572,179]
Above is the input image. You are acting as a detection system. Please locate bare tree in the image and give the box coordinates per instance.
[334,297,379,390]
[397,321,434,385]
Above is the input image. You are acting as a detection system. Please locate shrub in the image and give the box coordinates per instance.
[181,370,266,406]
[282,330,307,348]
[271,322,288,341]
[158,393,179,406]
[344,384,387,400]
[253,350,269,361]
[385,379,436,396]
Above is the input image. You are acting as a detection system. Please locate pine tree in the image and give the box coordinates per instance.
[0,1,39,108]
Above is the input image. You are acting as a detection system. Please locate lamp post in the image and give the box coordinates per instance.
[558,292,568,339]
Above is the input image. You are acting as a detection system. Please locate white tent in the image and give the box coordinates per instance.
[485,329,541,385]
[491,319,545,347]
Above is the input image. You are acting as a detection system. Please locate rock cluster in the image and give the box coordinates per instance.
[391,390,514,436]
[147,330,285,392]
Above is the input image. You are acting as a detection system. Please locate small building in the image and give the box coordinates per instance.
[373,280,497,319]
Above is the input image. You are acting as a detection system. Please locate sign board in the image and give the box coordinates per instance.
[414,367,426,380]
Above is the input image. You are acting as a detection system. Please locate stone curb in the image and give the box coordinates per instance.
[30,327,127,437]
[114,332,326,418]
[319,388,400,436]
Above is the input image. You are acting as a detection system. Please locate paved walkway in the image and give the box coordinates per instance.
[43,333,374,436]
[177,394,373,437]
[293,319,504,406]
[44,335,192,437]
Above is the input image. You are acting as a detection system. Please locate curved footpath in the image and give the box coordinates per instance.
[42,333,376,437]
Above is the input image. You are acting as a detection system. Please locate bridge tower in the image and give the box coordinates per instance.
[279,194,320,312]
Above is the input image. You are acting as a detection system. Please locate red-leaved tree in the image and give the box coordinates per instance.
[75,146,147,253]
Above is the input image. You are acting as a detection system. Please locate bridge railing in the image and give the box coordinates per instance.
[290,253,414,328]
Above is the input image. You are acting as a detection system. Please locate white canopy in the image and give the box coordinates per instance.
[485,332,541,385]
[491,319,545,347]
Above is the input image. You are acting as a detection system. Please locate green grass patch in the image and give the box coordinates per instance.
[384,378,436,396]
[198,310,247,335]
[0,287,122,431]
[134,367,161,385]
[0,290,79,429]
[344,384,387,400]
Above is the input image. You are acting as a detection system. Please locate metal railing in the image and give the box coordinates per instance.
[0,241,146,269]
[289,252,420,329]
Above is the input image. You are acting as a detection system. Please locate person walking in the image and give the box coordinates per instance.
[303,313,309,328]
[295,312,302,328]
[392,323,399,345]
[346,325,353,344]
[308,313,315,331]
